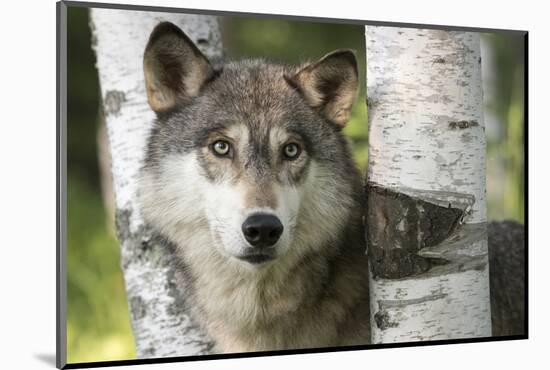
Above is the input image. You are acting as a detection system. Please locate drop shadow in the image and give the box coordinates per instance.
[34,353,57,367]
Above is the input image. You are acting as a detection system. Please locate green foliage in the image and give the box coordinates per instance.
[67,175,136,363]
[67,8,100,186]
[483,33,525,222]
[344,101,369,172]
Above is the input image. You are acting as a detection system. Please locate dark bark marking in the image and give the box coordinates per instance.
[366,96,378,111]
[115,208,133,245]
[130,296,147,320]
[432,57,446,64]
[374,310,399,330]
[115,208,158,267]
[104,90,126,116]
[449,119,479,129]
[142,347,156,357]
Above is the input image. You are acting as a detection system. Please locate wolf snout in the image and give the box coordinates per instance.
[242,213,284,248]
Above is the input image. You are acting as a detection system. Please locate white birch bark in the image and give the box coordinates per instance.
[90,9,222,358]
[365,26,492,343]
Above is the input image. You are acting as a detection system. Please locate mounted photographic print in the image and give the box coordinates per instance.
[57,1,527,368]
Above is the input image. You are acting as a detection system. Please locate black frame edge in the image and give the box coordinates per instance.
[63,335,528,369]
[523,32,529,338]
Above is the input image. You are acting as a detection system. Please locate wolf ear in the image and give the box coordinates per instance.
[143,22,215,113]
[286,50,358,127]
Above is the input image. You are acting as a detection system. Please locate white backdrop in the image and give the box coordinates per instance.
[0,0,544,369]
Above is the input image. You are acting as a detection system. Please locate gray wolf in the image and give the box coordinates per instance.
[138,21,369,352]
[137,22,524,353]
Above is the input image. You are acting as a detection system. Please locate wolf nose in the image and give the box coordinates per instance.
[242,214,284,248]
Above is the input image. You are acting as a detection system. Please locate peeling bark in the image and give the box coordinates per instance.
[366,184,475,279]
[366,27,491,343]
[90,9,222,358]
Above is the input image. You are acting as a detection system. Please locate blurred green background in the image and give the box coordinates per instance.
[66,7,525,364]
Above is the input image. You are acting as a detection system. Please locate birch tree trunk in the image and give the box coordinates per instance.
[365,26,492,343]
[90,8,222,358]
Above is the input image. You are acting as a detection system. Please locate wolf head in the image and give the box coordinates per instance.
[138,22,363,270]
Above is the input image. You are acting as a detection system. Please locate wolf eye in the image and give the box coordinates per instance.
[212,140,231,157]
[283,143,301,160]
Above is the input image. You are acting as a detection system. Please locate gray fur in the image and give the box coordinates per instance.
[139,22,368,352]
[488,220,525,336]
